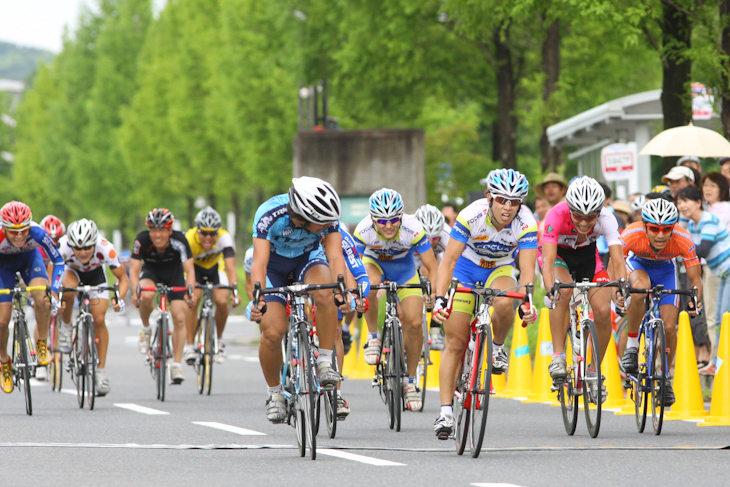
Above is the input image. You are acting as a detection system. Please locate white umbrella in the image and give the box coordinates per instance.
[638,122,730,157]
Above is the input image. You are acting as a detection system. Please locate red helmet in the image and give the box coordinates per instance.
[1,201,32,229]
[145,208,174,228]
[40,214,66,239]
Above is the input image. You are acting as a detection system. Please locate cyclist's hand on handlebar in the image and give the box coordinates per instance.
[113,299,126,313]
[50,296,61,316]
[544,293,556,310]
[250,300,267,322]
[355,296,369,314]
[231,294,241,307]
[519,302,537,325]
[423,293,434,312]
[687,298,702,317]
[613,289,627,315]
[432,296,449,325]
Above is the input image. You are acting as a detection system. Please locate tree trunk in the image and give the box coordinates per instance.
[660,3,692,174]
[232,192,242,249]
[494,23,517,170]
[540,18,562,172]
[721,0,730,139]
[187,196,195,229]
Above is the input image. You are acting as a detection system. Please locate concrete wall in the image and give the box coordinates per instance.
[292,129,426,213]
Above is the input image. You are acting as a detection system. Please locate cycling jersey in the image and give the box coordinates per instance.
[353,214,430,263]
[252,194,339,258]
[414,228,450,269]
[450,199,537,269]
[340,224,370,298]
[185,228,236,270]
[621,222,699,269]
[0,223,64,292]
[541,202,621,250]
[132,230,192,267]
[243,245,254,275]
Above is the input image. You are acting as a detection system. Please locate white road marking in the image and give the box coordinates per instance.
[193,421,266,436]
[472,483,526,487]
[243,357,259,363]
[114,403,170,415]
[29,379,47,387]
[61,389,77,395]
[318,449,405,466]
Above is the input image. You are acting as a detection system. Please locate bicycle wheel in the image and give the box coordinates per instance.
[392,319,405,432]
[49,316,62,392]
[299,323,317,460]
[158,314,168,402]
[634,329,649,433]
[324,347,338,438]
[195,318,205,394]
[650,323,667,435]
[582,319,602,438]
[470,325,492,458]
[383,323,396,430]
[86,316,97,410]
[15,318,33,416]
[559,329,578,435]
[453,347,470,456]
[614,315,628,378]
[205,312,215,396]
[75,320,86,409]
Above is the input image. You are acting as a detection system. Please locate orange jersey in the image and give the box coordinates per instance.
[621,222,699,268]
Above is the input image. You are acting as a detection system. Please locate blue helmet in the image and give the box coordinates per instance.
[369,188,404,219]
[641,198,678,225]
[485,169,529,201]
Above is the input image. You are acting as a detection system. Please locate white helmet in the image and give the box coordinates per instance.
[415,204,445,238]
[566,176,605,215]
[631,195,646,212]
[288,177,341,224]
[484,169,529,200]
[641,198,679,225]
[67,219,99,249]
[195,206,222,230]
[369,188,404,219]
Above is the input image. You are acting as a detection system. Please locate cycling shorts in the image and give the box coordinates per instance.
[65,266,109,301]
[363,256,421,300]
[140,263,186,301]
[451,256,515,315]
[551,242,606,284]
[0,250,48,303]
[625,255,678,307]
[195,265,220,285]
[264,247,328,305]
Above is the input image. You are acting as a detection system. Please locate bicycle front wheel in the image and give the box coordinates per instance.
[158,314,168,402]
[75,320,86,409]
[453,348,470,456]
[86,316,97,410]
[469,325,492,458]
[299,324,317,460]
[324,347,338,438]
[392,320,404,432]
[205,312,215,395]
[651,323,667,435]
[15,318,33,415]
[559,329,578,435]
[416,312,429,412]
[49,317,63,392]
[582,319,602,438]
[383,323,396,430]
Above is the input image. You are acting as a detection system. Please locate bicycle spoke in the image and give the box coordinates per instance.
[582,319,602,438]
[470,326,492,458]
[559,329,578,436]
[651,323,667,435]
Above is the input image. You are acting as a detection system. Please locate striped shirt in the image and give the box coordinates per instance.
[686,211,730,277]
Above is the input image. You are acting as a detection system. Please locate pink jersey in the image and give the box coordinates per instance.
[541,202,621,249]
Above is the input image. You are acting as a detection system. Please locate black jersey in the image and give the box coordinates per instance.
[132,230,192,267]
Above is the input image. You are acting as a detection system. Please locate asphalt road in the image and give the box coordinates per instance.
[2,310,728,487]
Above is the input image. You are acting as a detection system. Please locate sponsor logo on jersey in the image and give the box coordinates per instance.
[378,255,393,261]
[521,236,538,243]
[479,259,496,269]
[282,228,294,236]
[546,225,554,234]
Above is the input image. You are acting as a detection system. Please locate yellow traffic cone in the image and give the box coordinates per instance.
[699,312,730,426]
[426,349,441,390]
[342,317,374,380]
[601,333,625,409]
[666,311,708,420]
[523,308,558,404]
[615,334,645,416]
[501,309,532,399]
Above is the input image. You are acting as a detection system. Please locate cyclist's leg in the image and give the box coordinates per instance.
[304,263,341,384]
[549,264,574,354]
[624,262,651,372]
[399,294,423,375]
[438,310,471,406]
[258,301,287,385]
[362,259,383,337]
[487,269,518,343]
[213,288,229,338]
[90,298,110,368]
[186,285,203,346]
[169,299,188,364]
[26,251,51,342]
[60,269,79,325]
[659,304,679,365]
[0,302,11,363]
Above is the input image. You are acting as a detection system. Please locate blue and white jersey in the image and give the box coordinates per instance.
[686,211,730,278]
[340,224,370,297]
[0,222,65,291]
[252,194,339,259]
[243,245,254,275]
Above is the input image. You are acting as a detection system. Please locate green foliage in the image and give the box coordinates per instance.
[0,42,54,82]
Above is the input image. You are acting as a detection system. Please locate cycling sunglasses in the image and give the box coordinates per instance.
[570,211,599,223]
[198,229,217,237]
[72,245,94,251]
[646,223,674,234]
[492,196,522,207]
[375,217,401,225]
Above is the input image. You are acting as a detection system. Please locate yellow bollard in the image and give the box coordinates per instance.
[699,312,730,426]
[601,333,626,410]
[523,308,558,404]
[342,317,374,380]
[501,310,532,399]
[666,311,708,420]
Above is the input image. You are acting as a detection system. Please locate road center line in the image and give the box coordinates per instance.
[317,448,405,466]
[192,421,266,436]
[114,403,170,415]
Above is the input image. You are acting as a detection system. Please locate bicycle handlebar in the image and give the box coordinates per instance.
[137,284,191,297]
[446,279,534,327]
[627,284,700,314]
[251,275,347,324]
[60,283,121,305]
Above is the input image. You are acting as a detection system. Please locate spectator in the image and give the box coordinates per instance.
[611,200,632,228]
[661,166,695,199]
[677,155,701,173]
[534,172,567,208]
[441,204,458,228]
[676,185,730,376]
[534,196,549,222]
[720,157,730,187]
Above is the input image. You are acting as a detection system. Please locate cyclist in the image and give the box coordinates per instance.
[540,176,627,387]
[620,199,702,406]
[353,188,438,412]
[131,209,195,385]
[431,169,538,439]
[57,219,130,396]
[249,177,351,423]
[0,201,64,393]
[182,206,240,366]
[414,204,450,350]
